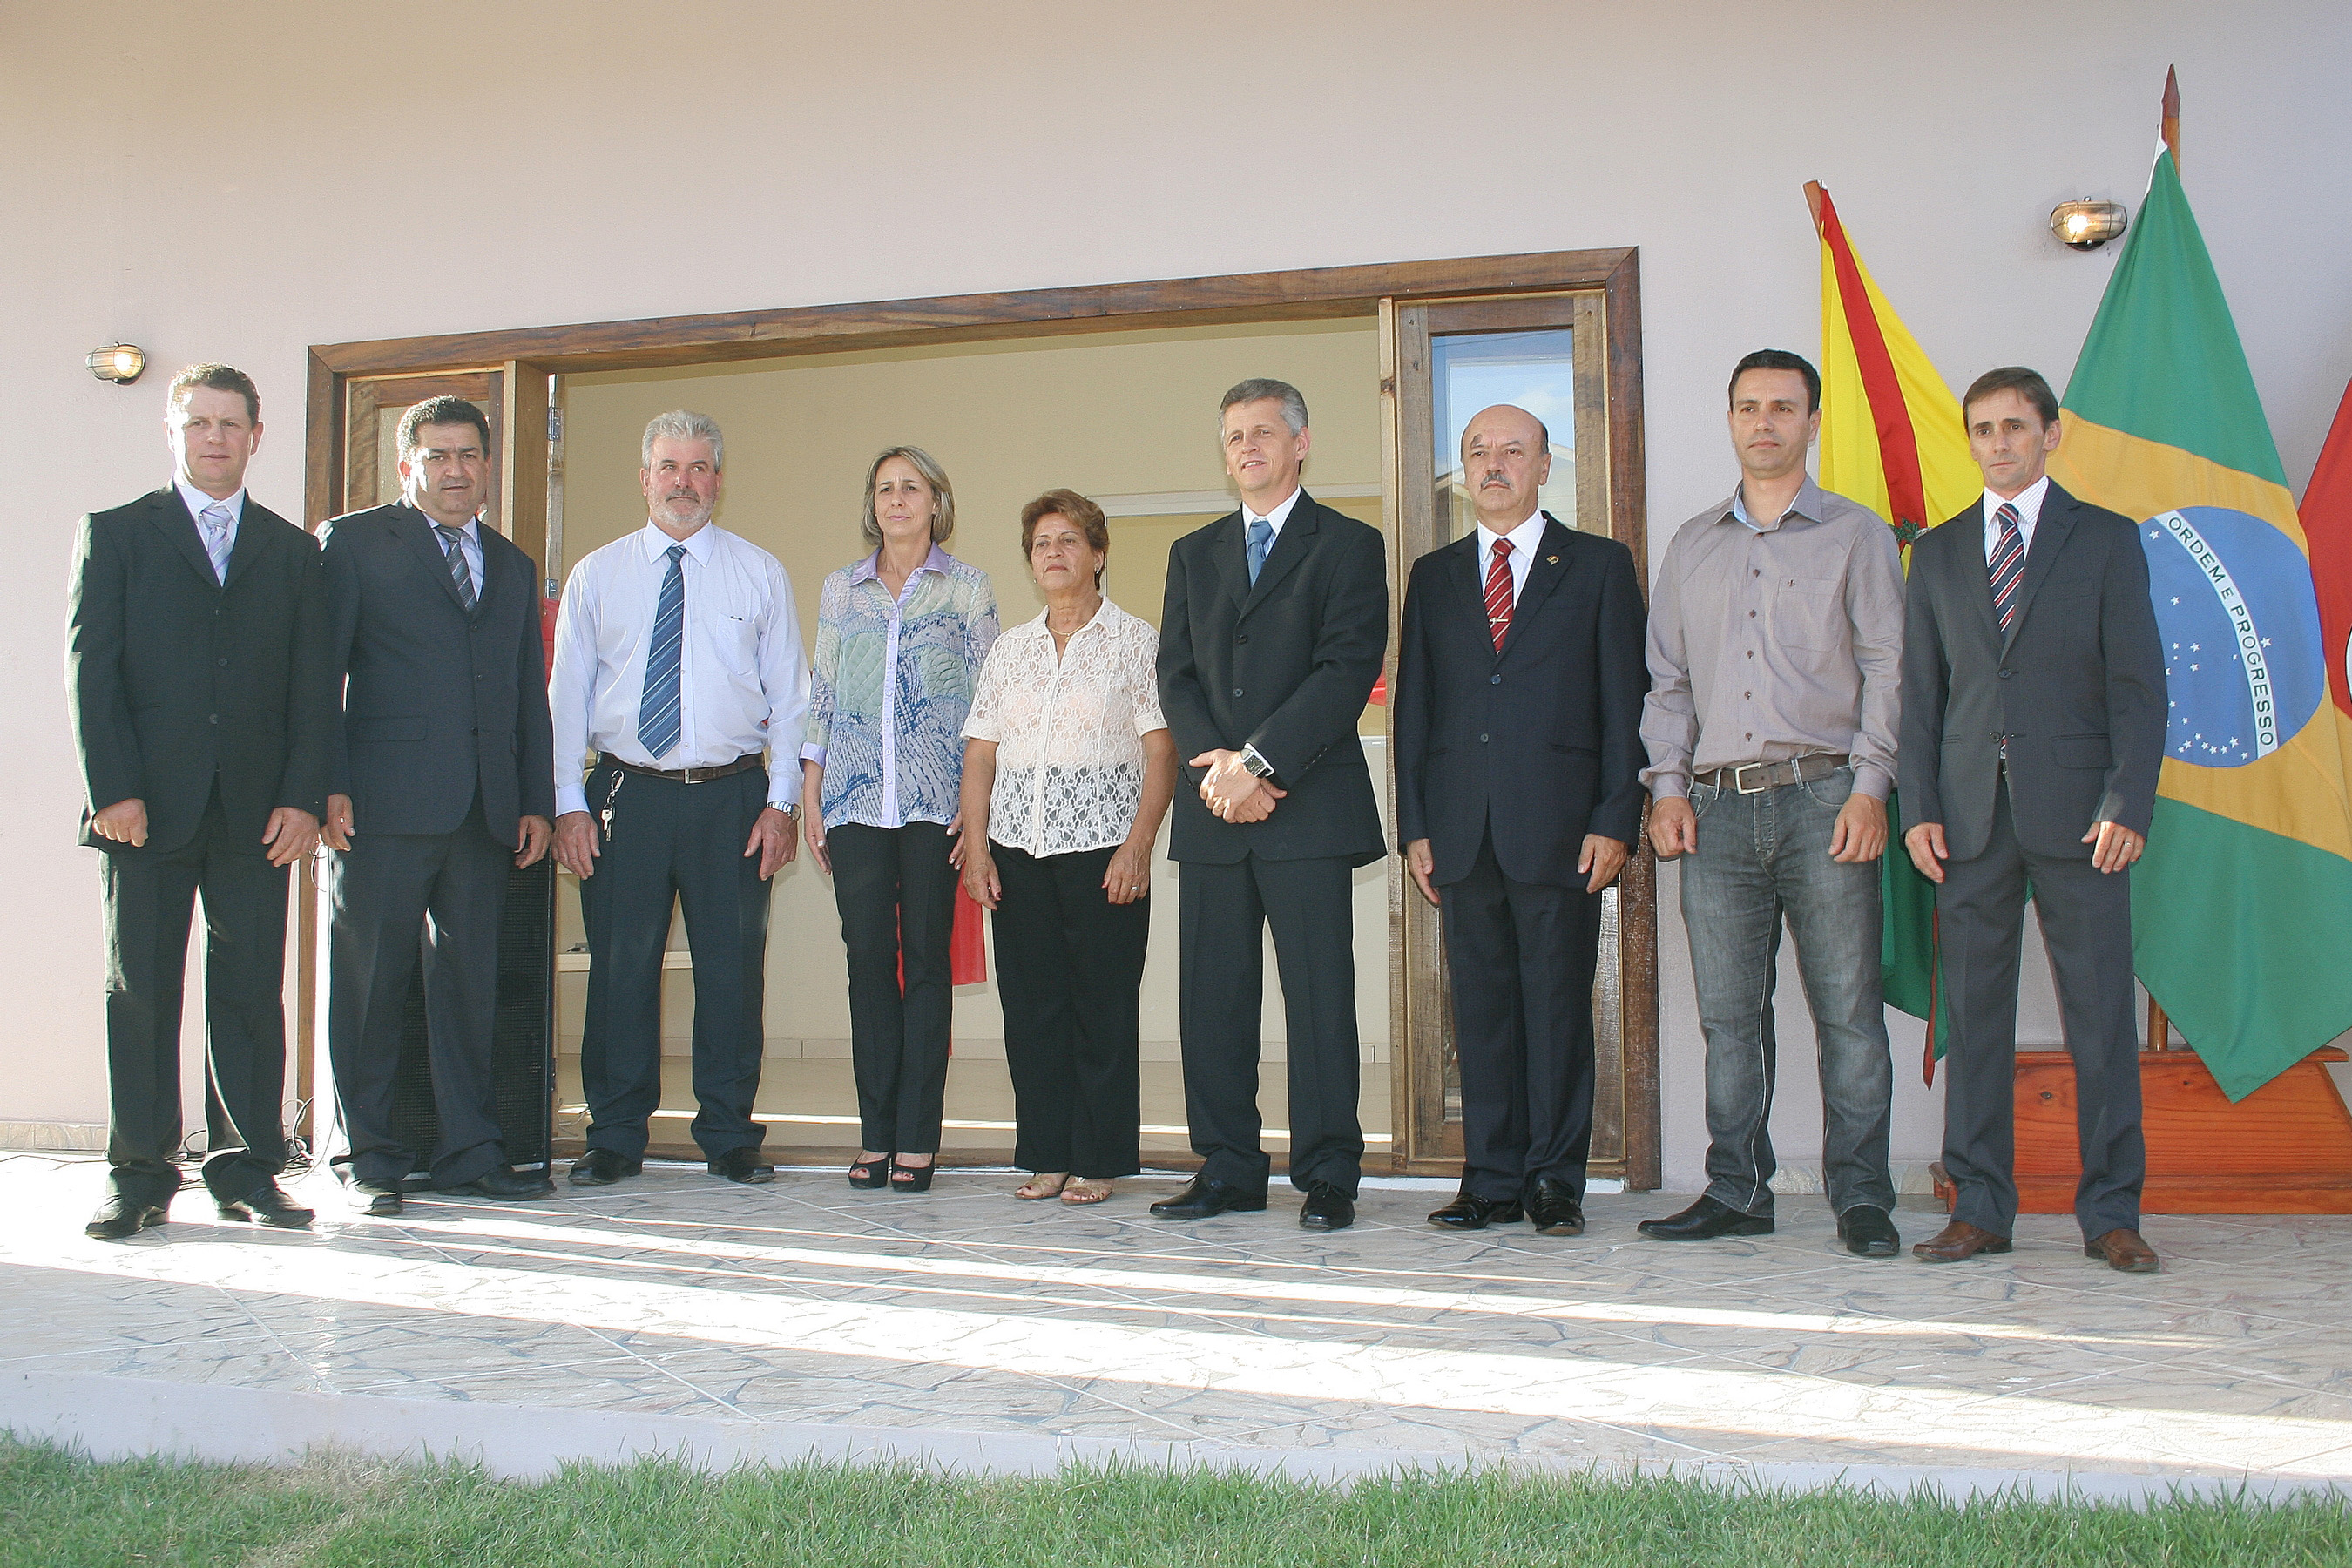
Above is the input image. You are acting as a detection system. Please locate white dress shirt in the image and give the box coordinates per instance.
[1981,475,2051,562]
[549,521,811,817]
[1471,508,1545,603]
[174,479,245,580]
[1241,484,1304,546]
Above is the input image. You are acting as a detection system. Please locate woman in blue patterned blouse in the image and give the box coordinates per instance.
[802,446,997,1193]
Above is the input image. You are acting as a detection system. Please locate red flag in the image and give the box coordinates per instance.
[2302,375,2352,727]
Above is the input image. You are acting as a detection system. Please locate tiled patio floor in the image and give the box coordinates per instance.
[4,1152,2348,1495]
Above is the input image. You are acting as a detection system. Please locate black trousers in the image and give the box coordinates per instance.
[1439,828,1604,1201]
[97,787,290,1206]
[1937,784,2146,1240]
[1176,854,1364,1196]
[578,760,772,1160]
[828,821,957,1155]
[990,841,1146,1179]
[326,797,512,1187]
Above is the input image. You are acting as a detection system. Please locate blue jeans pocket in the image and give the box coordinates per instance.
[1689,781,1720,819]
[1801,767,1855,808]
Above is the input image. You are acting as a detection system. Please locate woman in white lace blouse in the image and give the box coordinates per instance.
[958,490,1176,1205]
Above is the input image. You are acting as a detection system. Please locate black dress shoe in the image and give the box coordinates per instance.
[348,1181,403,1217]
[84,1196,168,1240]
[440,1167,557,1200]
[1148,1175,1267,1220]
[1837,1205,1901,1258]
[708,1147,775,1185]
[570,1150,643,1187]
[1427,1190,1524,1229]
[1299,1182,1355,1232]
[215,1184,314,1228]
[1638,1194,1773,1240]
[1524,1177,1585,1236]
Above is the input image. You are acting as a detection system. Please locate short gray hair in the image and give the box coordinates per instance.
[860,445,956,549]
[642,409,724,471]
[1219,378,1308,436]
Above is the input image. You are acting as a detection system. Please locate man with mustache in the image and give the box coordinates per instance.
[1392,404,1648,1237]
[1639,350,1906,1257]
[550,411,808,1186]
[320,395,557,1213]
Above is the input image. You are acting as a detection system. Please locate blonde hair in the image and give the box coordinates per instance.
[860,445,956,548]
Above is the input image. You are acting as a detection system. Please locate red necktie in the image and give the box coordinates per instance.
[1484,537,1515,652]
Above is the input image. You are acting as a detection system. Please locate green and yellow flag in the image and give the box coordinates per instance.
[2049,137,2352,1098]
[1808,181,1978,1078]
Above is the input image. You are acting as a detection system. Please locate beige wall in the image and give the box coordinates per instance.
[9,1,2350,1188]
[557,323,1389,1058]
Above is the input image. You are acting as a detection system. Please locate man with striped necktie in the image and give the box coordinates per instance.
[68,364,333,1239]
[1899,368,2166,1272]
[320,396,556,1214]
[549,411,808,1187]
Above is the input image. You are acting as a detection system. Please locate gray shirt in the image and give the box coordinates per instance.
[1640,477,1904,801]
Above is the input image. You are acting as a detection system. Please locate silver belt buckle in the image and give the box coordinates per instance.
[1733,760,1773,794]
[679,765,704,785]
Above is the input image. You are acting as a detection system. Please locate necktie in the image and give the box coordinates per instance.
[1989,502,2025,633]
[436,524,477,612]
[1484,537,1515,652]
[637,544,686,760]
[1247,517,1273,585]
[199,501,233,584]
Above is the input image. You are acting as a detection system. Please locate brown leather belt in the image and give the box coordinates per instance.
[1692,753,1849,794]
[602,751,763,785]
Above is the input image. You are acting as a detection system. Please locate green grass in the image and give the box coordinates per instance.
[3,1436,2344,1567]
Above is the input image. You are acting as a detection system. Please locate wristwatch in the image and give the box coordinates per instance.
[1240,745,1280,785]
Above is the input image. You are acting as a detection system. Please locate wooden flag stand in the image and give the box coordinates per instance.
[1933,1001,2352,1214]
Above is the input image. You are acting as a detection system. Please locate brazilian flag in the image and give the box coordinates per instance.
[2050,147,2352,1098]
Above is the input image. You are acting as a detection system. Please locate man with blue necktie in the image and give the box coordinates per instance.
[320,396,556,1214]
[550,411,808,1186]
[68,364,333,1239]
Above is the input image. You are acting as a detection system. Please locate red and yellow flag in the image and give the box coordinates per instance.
[1808,181,1976,1078]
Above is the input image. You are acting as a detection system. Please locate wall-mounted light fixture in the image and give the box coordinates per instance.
[2050,199,2129,252]
[86,343,147,384]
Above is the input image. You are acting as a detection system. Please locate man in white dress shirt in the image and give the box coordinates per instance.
[550,410,809,1186]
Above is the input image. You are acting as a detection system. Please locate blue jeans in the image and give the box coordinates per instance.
[1679,767,1895,1217]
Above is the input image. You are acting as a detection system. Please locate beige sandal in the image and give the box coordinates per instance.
[1060,1178,1114,1205]
[1016,1172,1070,1200]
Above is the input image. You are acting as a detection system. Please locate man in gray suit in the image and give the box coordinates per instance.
[1899,367,2166,1273]
[321,396,556,1214]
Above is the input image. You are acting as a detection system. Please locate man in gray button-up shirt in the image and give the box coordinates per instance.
[1638,349,1906,1258]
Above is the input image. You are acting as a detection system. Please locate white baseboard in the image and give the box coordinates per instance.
[0,1122,106,1152]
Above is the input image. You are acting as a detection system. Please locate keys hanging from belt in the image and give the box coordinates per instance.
[599,768,625,844]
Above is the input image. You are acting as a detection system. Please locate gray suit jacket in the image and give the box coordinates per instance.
[1898,482,2166,862]
[320,501,556,848]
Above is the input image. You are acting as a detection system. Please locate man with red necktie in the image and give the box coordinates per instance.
[1393,403,1648,1237]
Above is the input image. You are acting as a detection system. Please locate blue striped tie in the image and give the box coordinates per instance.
[1989,502,2025,634]
[637,544,686,760]
[1247,517,1273,584]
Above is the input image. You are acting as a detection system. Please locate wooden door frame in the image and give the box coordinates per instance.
[301,247,1655,1186]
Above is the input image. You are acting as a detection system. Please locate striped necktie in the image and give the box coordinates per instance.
[1247,517,1273,585]
[199,501,233,583]
[637,544,687,760]
[435,524,477,612]
[1484,537,1515,652]
[1989,502,2025,633]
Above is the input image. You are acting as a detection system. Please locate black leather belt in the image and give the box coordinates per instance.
[1692,753,1848,794]
[601,752,763,784]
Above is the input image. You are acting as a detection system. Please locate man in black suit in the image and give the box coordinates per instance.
[1901,367,2166,1273]
[320,395,557,1213]
[1153,378,1389,1231]
[67,363,331,1239]
[1393,405,1648,1237]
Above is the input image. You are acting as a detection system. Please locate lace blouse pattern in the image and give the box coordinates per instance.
[963,598,1166,856]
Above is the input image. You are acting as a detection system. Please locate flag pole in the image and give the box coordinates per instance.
[2148,63,2180,1051]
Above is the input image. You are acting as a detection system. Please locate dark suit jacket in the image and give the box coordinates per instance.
[1898,482,2166,862]
[1393,516,1649,887]
[1157,490,1389,867]
[66,486,332,855]
[320,502,556,847]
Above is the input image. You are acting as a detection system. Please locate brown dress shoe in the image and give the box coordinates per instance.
[1911,1220,2012,1262]
[2085,1228,2159,1274]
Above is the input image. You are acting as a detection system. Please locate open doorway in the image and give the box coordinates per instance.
[301,250,1655,1184]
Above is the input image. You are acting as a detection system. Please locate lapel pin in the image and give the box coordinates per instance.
[1546,555,1559,564]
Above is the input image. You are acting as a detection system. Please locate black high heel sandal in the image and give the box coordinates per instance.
[848,1154,891,1190]
[889,1157,935,1193]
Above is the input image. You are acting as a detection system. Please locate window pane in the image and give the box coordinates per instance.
[1431,328,1577,542]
